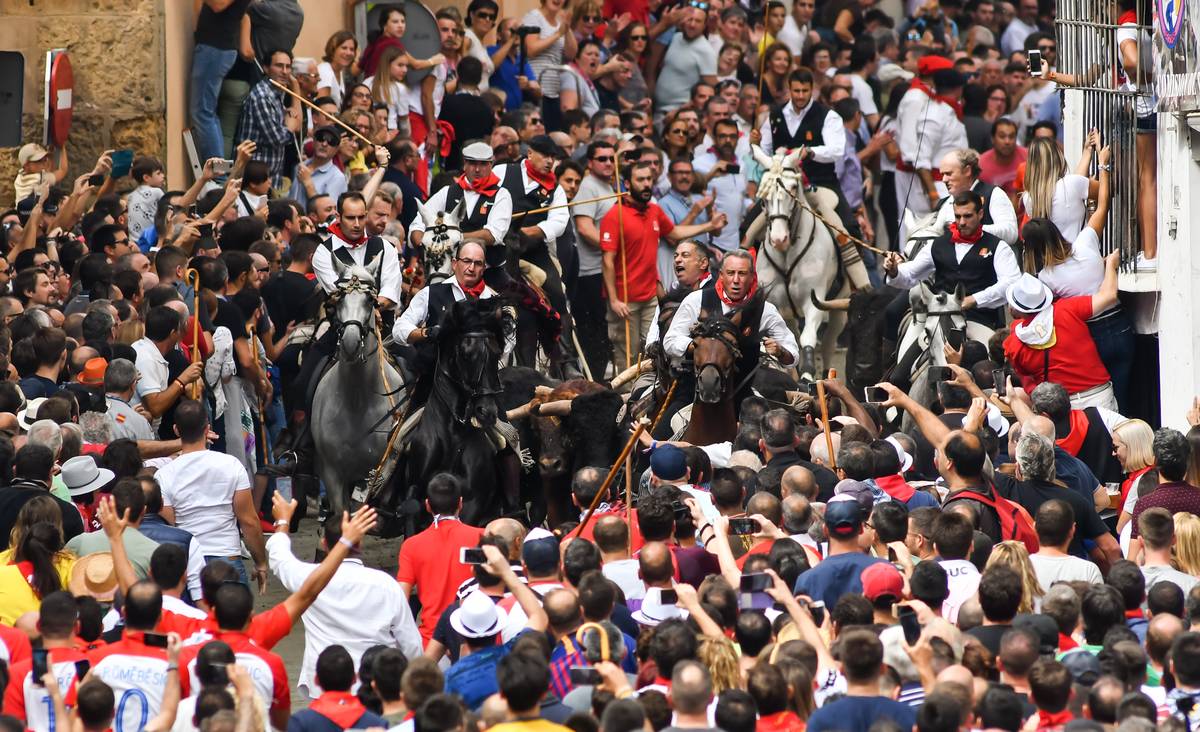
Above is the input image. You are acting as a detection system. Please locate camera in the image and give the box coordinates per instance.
[516,25,541,36]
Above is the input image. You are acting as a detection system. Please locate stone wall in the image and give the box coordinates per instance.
[0,0,165,207]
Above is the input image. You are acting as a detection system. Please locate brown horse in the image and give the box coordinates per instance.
[681,310,745,446]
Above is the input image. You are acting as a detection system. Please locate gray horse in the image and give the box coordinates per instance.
[311,255,404,522]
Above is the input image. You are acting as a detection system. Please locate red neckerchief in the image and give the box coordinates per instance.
[1036,709,1074,730]
[1058,632,1078,651]
[309,691,368,728]
[949,222,984,245]
[1056,410,1089,456]
[524,159,557,192]
[1118,9,1137,23]
[12,561,37,597]
[1126,609,1145,620]
[460,277,486,298]
[876,473,916,502]
[650,675,671,690]
[329,221,367,249]
[715,275,758,308]
[1119,465,1153,512]
[910,78,964,119]
[758,710,805,732]
[456,171,500,196]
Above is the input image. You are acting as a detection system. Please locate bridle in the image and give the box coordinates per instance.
[690,316,742,399]
[330,275,378,363]
[438,330,503,424]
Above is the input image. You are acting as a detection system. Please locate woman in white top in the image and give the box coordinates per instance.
[365,46,411,138]
[523,0,579,133]
[560,40,604,117]
[1113,418,1156,545]
[464,0,500,92]
[1020,132,1101,243]
[1022,144,1133,412]
[318,31,358,110]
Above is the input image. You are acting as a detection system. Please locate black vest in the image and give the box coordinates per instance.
[1072,407,1124,484]
[414,282,460,370]
[929,230,1004,297]
[937,181,997,226]
[324,236,385,269]
[699,286,764,383]
[769,102,837,188]
[501,160,554,228]
[443,183,500,232]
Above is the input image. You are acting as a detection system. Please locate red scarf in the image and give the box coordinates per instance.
[328,222,367,249]
[1056,410,1089,456]
[309,691,368,729]
[1058,632,1078,652]
[715,275,758,307]
[1036,709,1074,730]
[949,222,984,245]
[1118,9,1137,23]
[456,171,500,196]
[876,473,916,502]
[524,159,557,191]
[1125,608,1145,620]
[1119,465,1153,512]
[13,561,37,597]
[460,277,487,298]
[911,78,964,119]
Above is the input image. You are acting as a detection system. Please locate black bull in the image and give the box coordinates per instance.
[813,290,895,394]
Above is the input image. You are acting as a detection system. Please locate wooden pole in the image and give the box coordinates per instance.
[613,152,631,370]
[249,325,269,464]
[816,368,837,470]
[268,78,375,148]
[186,268,203,400]
[510,192,628,220]
[575,418,649,538]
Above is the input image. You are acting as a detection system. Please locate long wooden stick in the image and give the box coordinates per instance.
[575,417,649,538]
[249,325,269,463]
[815,368,837,471]
[268,78,375,148]
[614,152,631,370]
[511,192,628,220]
[186,269,202,400]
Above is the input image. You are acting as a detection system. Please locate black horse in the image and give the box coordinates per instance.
[398,297,514,531]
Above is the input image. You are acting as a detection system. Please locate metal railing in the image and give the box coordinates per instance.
[1056,0,1151,269]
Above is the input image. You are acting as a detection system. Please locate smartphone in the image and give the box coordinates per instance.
[143,632,170,648]
[658,588,678,605]
[568,666,602,686]
[74,660,90,680]
[729,517,759,535]
[197,222,215,238]
[992,369,1007,397]
[275,476,293,503]
[87,173,105,187]
[212,159,233,176]
[863,386,889,403]
[1027,49,1043,76]
[740,573,772,592]
[930,366,953,382]
[726,163,741,175]
[946,327,965,351]
[808,600,826,627]
[32,648,48,686]
[460,547,487,565]
[897,605,921,645]
[109,149,134,179]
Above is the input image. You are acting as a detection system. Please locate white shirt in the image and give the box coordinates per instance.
[885,230,1020,310]
[932,179,1020,245]
[896,89,968,171]
[1001,16,1039,55]
[408,182,513,246]
[162,593,208,621]
[1029,552,1103,588]
[602,559,646,601]
[493,162,569,243]
[663,288,799,364]
[848,74,878,117]
[1038,226,1104,300]
[463,28,494,91]
[393,277,501,343]
[776,15,812,57]
[131,337,168,411]
[679,484,720,523]
[1021,174,1090,243]
[758,101,846,163]
[1141,564,1200,597]
[157,450,252,557]
[644,273,713,346]
[311,230,403,306]
[317,62,347,108]
[91,648,174,732]
[693,151,749,252]
[364,76,412,130]
[939,558,980,624]
[235,191,268,219]
[267,532,422,699]
[407,62,448,119]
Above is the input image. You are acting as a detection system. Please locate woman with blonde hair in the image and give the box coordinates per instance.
[758,43,794,107]
[1114,419,1157,536]
[1020,132,1101,243]
[986,540,1043,613]
[1174,514,1200,577]
[697,635,742,694]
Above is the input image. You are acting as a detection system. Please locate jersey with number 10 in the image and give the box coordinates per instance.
[3,647,87,732]
[80,634,191,732]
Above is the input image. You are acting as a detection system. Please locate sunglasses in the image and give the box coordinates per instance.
[592,155,614,162]
[668,128,687,134]
[475,11,497,19]
[530,117,544,125]
[630,34,648,40]
[582,14,601,21]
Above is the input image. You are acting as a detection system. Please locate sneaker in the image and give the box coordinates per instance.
[1135,252,1158,272]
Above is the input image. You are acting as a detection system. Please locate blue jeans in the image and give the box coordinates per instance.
[1088,307,1135,413]
[190,45,239,165]
[204,555,250,587]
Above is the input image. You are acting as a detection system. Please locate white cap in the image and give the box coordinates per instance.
[462,141,494,162]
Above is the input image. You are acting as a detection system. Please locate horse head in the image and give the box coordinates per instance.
[754,145,804,252]
[435,297,510,427]
[690,297,755,404]
[331,265,378,362]
[417,198,464,285]
[902,208,944,260]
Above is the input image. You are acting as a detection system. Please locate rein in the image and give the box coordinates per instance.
[436,330,503,425]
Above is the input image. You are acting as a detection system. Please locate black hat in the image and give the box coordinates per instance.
[527,134,566,158]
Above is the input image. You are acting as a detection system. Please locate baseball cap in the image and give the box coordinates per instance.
[1059,649,1102,685]
[18,143,48,166]
[522,527,561,574]
[1012,613,1059,656]
[824,495,863,538]
[528,134,566,158]
[650,444,688,481]
[834,479,874,514]
[861,562,904,603]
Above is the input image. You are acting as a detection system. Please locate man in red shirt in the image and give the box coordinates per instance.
[396,473,485,646]
[1003,253,1120,410]
[978,118,1027,198]
[3,591,85,728]
[600,160,726,368]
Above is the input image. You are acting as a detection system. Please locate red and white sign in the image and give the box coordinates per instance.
[43,49,73,147]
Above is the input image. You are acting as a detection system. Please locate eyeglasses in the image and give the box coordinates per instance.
[592,155,614,162]
[529,117,544,125]
[629,34,648,40]
[476,11,497,20]
[255,266,270,273]
[455,257,485,268]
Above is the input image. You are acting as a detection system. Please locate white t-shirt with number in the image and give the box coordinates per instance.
[157,451,252,557]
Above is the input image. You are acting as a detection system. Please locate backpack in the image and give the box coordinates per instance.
[952,486,1040,553]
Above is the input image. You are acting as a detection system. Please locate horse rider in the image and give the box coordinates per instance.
[394,241,509,409]
[929,149,1018,250]
[752,67,870,290]
[493,134,584,378]
[663,249,798,419]
[410,141,513,275]
[894,58,969,241]
[645,240,715,350]
[882,189,1019,341]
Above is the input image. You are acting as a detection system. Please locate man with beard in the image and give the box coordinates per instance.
[600,161,726,369]
[693,119,749,255]
[654,6,718,114]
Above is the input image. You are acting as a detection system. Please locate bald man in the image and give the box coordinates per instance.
[637,542,675,595]
[781,465,817,500]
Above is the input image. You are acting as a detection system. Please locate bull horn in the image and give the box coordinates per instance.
[534,399,573,417]
[610,358,652,389]
[506,400,536,420]
[809,291,850,311]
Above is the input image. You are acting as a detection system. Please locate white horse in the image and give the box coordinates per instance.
[414,198,465,285]
[751,145,847,381]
